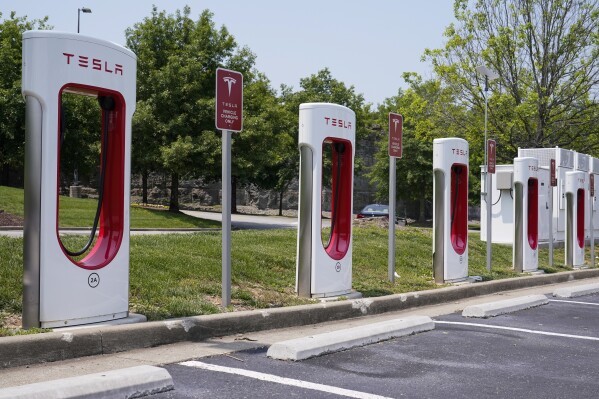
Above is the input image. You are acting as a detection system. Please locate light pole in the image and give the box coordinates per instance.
[475,65,498,272]
[77,7,92,33]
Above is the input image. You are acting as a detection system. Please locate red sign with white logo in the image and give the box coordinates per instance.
[487,139,496,174]
[591,174,595,197]
[388,113,403,158]
[550,159,557,186]
[215,68,243,132]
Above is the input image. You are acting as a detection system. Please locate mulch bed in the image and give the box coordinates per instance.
[0,210,23,227]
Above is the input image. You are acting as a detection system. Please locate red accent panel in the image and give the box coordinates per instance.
[527,178,538,250]
[324,139,353,260]
[450,164,468,255]
[577,188,585,248]
[56,84,126,270]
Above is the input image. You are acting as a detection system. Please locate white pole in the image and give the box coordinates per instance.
[222,129,232,307]
[388,157,396,282]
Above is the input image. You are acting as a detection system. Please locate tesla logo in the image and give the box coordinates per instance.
[63,53,123,75]
[452,148,468,156]
[392,118,400,130]
[223,76,237,96]
[88,273,100,288]
[324,117,352,129]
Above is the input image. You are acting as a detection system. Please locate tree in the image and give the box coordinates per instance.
[424,0,599,162]
[231,72,295,214]
[0,12,49,186]
[59,94,103,191]
[277,68,372,205]
[367,74,464,221]
[131,100,161,203]
[126,6,247,211]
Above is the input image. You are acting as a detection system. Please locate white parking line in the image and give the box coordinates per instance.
[548,299,599,306]
[180,361,393,399]
[435,321,599,341]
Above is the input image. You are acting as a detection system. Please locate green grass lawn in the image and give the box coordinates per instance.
[0,225,573,335]
[0,185,219,229]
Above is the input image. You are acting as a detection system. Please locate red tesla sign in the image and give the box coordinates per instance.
[591,174,595,197]
[550,159,557,186]
[388,113,403,158]
[487,139,496,174]
[216,68,243,132]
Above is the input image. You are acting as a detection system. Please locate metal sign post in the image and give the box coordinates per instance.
[216,67,243,307]
[549,158,556,266]
[388,113,403,282]
[486,139,496,272]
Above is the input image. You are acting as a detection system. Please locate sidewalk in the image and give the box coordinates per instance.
[2,268,599,388]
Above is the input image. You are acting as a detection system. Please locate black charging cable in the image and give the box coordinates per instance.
[64,96,115,257]
[325,142,346,248]
[451,166,461,228]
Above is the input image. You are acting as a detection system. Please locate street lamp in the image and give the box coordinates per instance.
[77,7,92,33]
[476,65,499,272]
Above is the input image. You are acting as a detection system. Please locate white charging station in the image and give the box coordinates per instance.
[519,147,575,243]
[512,157,539,273]
[22,31,136,328]
[565,171,586,267]
[296,103,355,298]
[574,152,591,240]
[591,158,599,237]
[433,138,469,283]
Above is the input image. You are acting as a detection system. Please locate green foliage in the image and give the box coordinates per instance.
[126,6,245,210]
[59,93,103,188]
[0,12,50,186]
[366,75,479,215]
[0,226,574,330]
[425,0,599,161]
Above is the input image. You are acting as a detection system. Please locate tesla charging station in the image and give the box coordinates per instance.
[296,103,355,298]
[433,138,469,283]
[513,157,539,273]
[565,171,585,267]
[22,31,136,328]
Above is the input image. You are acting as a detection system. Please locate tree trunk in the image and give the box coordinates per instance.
[231,175,238,214]
[0,165,9,186]
[278,190,284,216]
[142,170,148,204]
[419,197,426,223]
[169,172,179,212]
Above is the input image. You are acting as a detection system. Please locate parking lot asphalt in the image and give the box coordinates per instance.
[153,292,599,399]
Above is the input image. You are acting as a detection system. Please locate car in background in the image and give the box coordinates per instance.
[356,204,389,219]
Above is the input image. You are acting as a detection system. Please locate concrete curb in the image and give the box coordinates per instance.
[553,283,599,298]
[2,268,599,369]
[0,365,173,399]
[462,294,549,318]
[266,315,434,361]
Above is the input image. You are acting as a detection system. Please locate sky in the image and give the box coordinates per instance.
[2,1,457,106]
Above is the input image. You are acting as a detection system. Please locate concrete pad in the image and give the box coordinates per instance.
[266,315,434,361]
[462,294,548,318]
[0,365,173,399]
[553,283,599,298]
[54,313,147,332]
[317,290,363,302]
